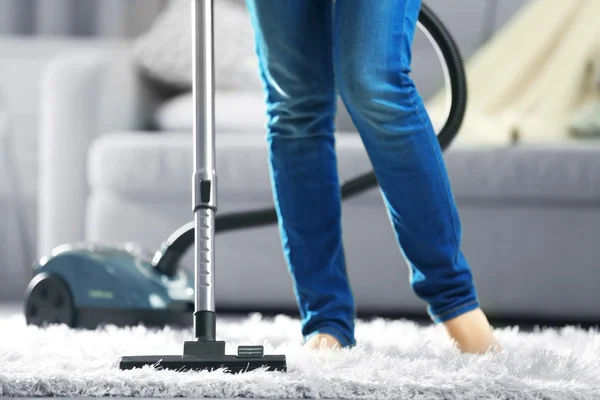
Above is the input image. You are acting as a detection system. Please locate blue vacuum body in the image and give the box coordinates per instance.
[24,242,194,329]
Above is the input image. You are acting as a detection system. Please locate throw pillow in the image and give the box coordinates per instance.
[133,0,262,91]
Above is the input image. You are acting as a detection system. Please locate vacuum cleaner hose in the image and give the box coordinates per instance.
[153,2,468,277]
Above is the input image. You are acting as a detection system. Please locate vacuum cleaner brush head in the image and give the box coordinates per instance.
[119,341,287,373]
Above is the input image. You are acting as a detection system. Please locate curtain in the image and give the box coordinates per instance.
[0,0,167,38]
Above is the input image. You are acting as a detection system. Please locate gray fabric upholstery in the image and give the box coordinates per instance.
[89,132,600,205]
[0,38,106,301]
[458,204,600,320]
[37,42,150,260]
[446,143,600,202]
[0,89,31,301]
[88,129,371,202]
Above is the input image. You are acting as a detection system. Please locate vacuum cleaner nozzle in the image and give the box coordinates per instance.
[119,341,287,373]
[117,1,288,375]
[119,312,287,373]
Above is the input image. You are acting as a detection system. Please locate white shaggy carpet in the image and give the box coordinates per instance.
[1,313,599,399]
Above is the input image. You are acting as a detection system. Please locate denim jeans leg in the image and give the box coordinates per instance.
[334,0,480,323]
[245,0,356,347]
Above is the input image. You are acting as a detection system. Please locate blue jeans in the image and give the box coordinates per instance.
[245,0,480,347]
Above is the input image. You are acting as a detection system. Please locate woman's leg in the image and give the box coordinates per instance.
[334,0,499,353]
[245,0,356,348]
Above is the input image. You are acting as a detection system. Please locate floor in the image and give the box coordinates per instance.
[0,302,262,400]
[2,301,598,399]
[1,302,328,400]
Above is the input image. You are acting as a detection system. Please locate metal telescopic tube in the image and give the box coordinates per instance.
[192,0,217,341]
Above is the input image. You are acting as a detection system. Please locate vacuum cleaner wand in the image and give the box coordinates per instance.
[191,0,217,339]
[118,0,287,373]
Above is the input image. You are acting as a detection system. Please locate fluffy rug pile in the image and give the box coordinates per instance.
[0,313,599,399]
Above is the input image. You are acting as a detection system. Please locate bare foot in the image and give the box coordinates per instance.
[304,333,342,350]
[442,308,502,354]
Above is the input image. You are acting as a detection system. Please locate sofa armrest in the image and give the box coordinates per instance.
[37,43,157,257]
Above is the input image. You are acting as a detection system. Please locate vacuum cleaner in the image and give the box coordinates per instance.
[23,0,467,373]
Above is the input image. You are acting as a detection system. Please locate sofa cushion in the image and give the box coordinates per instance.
[90,130,600,206]
[88,130,372,203]
[446,142,600,203]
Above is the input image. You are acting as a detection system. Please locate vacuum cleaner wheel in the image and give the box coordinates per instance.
[24,272,75,328]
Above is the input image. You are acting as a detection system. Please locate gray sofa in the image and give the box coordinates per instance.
[34,0,600,322]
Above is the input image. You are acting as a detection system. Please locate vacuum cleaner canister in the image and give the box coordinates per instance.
[24,242,194,329]
[24,241,287,373]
